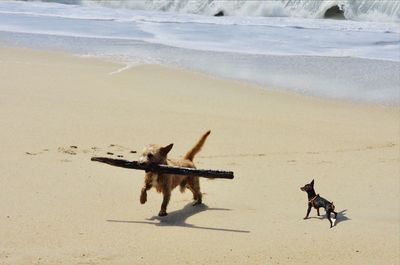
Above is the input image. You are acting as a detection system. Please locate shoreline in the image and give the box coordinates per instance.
[2,43,398,109]
[1,28,399,105]
[83,54,400,108]
[0,45,399,265]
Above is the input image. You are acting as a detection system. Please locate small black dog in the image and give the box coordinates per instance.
[300,179,337,228]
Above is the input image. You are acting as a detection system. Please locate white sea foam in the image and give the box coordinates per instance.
[79,0,400,23]
[1,1,399,32]
[1,1,398,61]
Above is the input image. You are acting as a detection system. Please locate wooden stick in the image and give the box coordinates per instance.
[91,157,234,179]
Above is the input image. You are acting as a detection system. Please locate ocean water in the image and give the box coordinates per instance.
[0,0,399,104]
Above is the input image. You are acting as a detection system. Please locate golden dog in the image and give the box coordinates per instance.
[138,130,211,216]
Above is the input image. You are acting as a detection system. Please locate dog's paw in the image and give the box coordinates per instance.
[140,192,147,204]
[303,217,309,220]
[192,200,202,206]
[158,210,168,217]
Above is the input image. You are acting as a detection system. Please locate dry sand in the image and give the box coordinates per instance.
[0,46,399,265]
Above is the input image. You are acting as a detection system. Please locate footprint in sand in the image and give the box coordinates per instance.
[26,144,138,161]
[58,146,78,155]
[25,148,50,155]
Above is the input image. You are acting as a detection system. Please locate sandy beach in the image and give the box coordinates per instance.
[0,46,399,265]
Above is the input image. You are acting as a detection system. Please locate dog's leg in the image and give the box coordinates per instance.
[140,181,152,204]
[187,186,201,206]
[304,204,312,219]
[327,210,333,228]
[333,210,338,227]
[317,208,320,216]
[159,190,171,217]
[187,177,202,206]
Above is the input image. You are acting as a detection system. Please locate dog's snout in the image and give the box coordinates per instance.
[138,157,147,166]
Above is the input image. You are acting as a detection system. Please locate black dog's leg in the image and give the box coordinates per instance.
[327,210,333,228]
[304,204,312,219]
[317,208,320,216]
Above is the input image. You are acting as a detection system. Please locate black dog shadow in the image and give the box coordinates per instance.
[307,209,350,226]
[334,209,350,225]
[107,203,250,233]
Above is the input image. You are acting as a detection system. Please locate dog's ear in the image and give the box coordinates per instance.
[160,143,173,155]
[310,179,314,186]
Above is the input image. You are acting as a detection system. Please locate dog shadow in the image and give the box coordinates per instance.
[107,203,250,233]
[334,209,350,225]
[307,209,350,226]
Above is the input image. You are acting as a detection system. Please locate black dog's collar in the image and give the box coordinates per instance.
[309,194,319,207]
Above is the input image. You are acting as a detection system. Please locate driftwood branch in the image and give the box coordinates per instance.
[91,157,234,179]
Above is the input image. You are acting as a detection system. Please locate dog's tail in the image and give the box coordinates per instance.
[184,130,211,161]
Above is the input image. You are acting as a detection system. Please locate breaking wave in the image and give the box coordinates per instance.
[68,0,400,22]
